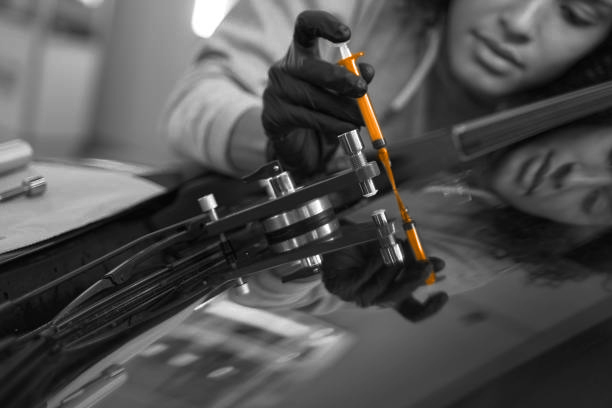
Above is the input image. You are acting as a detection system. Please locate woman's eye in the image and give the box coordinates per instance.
[561,3,599,26]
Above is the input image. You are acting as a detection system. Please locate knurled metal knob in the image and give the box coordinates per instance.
[371,209,404,266]
[338,130,377,197]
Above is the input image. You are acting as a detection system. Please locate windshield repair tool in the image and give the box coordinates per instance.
[0,175,46,203]
[336,42,434,284]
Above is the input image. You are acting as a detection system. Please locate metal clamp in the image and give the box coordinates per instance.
[371,209,404,266]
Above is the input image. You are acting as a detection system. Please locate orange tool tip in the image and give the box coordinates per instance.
[425,272,436,285]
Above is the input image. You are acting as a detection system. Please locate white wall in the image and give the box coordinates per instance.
[89,0,202,167]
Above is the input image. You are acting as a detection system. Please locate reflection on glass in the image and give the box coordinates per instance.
[96,296,354,408]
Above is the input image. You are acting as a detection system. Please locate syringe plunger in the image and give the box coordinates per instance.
[337,42,352,59]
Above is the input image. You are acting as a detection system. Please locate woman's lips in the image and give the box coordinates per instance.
[472,30,525,73]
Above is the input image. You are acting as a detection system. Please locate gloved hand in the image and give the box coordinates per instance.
[322,240,448,322]
[262,10,375,178]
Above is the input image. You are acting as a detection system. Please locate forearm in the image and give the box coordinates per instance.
[227,106,268,176]
[163,0,370,176]
[162,67,263,176]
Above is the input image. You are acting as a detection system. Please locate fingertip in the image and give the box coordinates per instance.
[295,11,351,46]
[340,75,367,98]
[354,77,368,96]
[419,292,449,318]
[358,63,375,84]
[396,292,448,322]
[429,256,446,273]
[428,291,449,305]
[335,24,351,41]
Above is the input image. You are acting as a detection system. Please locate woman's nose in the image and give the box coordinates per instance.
[499,0,549,43]
[561,166,612,188]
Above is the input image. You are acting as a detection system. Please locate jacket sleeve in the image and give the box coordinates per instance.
[161,0,369,176]
[162,0,373,314]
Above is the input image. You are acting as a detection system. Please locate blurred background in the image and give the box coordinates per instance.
[3,1,612,407]
[0,0,236,167]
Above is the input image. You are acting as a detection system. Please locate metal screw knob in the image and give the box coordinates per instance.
[338,130,377,197]
[372,209,404,266]
[198,193,219,220]
[0,175,46,202]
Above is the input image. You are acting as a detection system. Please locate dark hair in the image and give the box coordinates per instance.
[469,199,612,286]
[419,0,451,24]
[551,33,612,92]
[519,30,612,103]
[395,0,450,26]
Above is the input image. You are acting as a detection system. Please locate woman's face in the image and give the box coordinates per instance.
[489,123,612,226]
[446,0,612,99]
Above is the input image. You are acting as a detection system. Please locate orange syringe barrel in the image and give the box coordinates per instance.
[337,50,387,150]
[337,44,435,284]
[378,148,433,284]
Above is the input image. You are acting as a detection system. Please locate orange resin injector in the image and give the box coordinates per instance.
[336,42,435,284]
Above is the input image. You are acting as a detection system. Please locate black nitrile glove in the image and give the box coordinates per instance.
[322,240,448,322]
[262,10,375,177]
